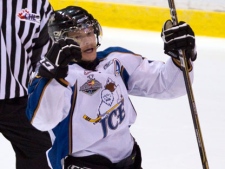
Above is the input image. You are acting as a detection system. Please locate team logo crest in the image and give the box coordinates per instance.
[80,75,102,95]
[17,9,40,23]
[82,78,125,138]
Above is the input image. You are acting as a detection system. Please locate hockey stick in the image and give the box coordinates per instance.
[167,1,209,169]
[83,99,124,123]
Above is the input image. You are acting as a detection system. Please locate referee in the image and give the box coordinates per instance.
[0,0,53,168]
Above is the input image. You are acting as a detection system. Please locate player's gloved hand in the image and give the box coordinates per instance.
[161,20,197,71]
[38,38,82,79]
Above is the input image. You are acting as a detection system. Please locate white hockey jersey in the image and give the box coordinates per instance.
[26,47,193,169]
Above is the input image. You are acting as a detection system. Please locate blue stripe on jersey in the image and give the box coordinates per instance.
[97,47,133,89]
[120,66,129,90]
[26,77,51,121]
[47,85,76,169]
[97,46,135,60]
[48,115,70,169]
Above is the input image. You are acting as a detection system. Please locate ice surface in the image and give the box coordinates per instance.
[1,27,225,169]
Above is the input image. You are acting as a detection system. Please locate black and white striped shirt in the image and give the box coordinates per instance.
[0,0,53,99]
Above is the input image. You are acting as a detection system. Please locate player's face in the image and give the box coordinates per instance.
[68,27,97,62]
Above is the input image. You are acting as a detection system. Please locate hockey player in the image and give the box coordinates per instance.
[26,6,197,169]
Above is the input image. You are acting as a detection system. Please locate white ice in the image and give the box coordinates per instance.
[1,27,225,169]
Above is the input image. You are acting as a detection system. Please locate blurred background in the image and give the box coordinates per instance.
[49,0,225,38]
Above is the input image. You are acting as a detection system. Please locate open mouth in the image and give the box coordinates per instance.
[82,47,94,54]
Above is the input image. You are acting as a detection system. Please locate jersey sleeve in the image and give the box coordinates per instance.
[26,77,72,131]
[116,51,194,99]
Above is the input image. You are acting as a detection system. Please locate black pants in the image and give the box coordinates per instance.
[64,142,142,169]
[0,96,52,169]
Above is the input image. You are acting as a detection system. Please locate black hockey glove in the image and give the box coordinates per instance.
[38,38,82,79]
[161,20,197,71]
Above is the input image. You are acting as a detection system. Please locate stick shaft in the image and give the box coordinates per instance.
[167,1,209,169]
